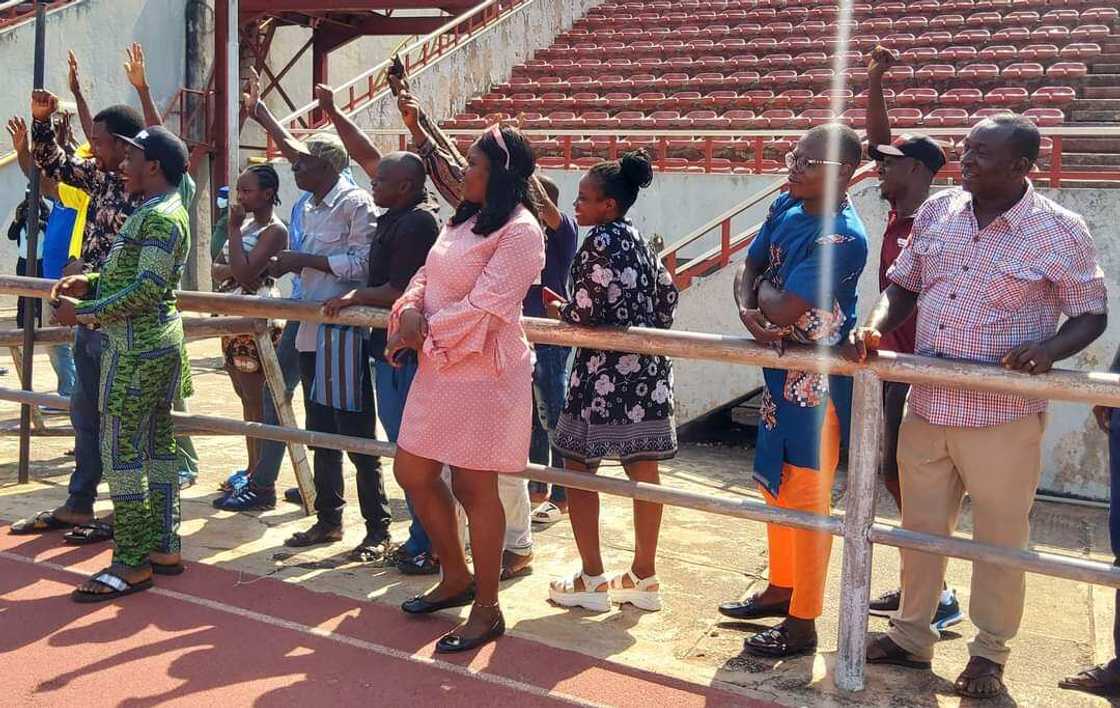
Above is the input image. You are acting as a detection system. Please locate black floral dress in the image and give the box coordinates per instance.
[551,219,679,465]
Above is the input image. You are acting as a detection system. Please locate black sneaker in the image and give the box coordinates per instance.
[397,550,440,576]
[931,588,964,633]
[215,486,277,512]
[284,487,302,505]
[868,588,901,617]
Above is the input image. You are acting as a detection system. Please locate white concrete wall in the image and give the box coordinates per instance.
[0,0,188,299]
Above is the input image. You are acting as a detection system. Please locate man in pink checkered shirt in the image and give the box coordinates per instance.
[848,114,1108,699]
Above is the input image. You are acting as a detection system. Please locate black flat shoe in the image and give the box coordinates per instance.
[436,614,505,653]
[718,593,791,620]
[401,584,476,614]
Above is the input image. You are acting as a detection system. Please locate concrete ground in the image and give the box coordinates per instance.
[0,336,1117,707]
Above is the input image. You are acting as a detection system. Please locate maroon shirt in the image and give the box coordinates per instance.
[878,210,917,354]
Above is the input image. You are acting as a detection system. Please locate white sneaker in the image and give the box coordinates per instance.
[609,570,662,612]
[549,571,610,612]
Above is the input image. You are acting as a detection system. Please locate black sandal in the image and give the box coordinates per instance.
[284,523,342,548]
[743,624,818,658]
[63,519,114,545]
[348,536,392,563]
[436,613,506,653]
[865,635,933,670]
[9,510,74,535]
[1060,663,1120,697]
[71,568,153,604]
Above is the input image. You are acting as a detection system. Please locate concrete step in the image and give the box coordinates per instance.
[1072,99,1120,110]
[1062,152,1120,167]
[1063,137,1120,153]
[1090,63,1120,74]
[1083,74,1120,86]
[1084,87,1120,99]
[1070,109,1120,122]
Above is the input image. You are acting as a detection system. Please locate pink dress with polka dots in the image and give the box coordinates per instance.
[389,205,545,472]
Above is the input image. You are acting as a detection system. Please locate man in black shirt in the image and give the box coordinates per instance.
[322,151,440,574]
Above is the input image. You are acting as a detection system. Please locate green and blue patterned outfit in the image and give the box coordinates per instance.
[73,191,193,568]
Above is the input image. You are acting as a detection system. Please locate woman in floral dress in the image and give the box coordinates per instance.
[546,150,679,613]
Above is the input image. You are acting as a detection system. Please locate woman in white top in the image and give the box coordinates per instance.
[212,164,288,484]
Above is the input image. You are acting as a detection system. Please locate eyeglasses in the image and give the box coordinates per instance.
[784,152,845,172]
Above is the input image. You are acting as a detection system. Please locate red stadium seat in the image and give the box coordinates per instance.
[763,109,812,129]
[774,89,815,108]
[669,91,704,111]
[1072,24,1112,41]
[761,70,798,87]
[1046,61,1088,79]
[817,88,854,107]
[581,111,619,129]
[724,110,758,129]
[971,107,1014,123]
[941,87,983,107]
[707,90,740,109]
[1024,107,1064,126]
[969,11,1006,28]
[902,46,939,63]
[978,44,1018,61]
[1031,25,1071,41]
[954,28,991,44]
[649,110,682,128]
[1038,136,1054,159]
[958,63,1000,80]
[686,110,732,129]
[1005,10,1041,24]
[898,88,940,107]
[519,112,548,129]
[851,34,882,50]
[547,111,583,129]
[993,26,1031,42]
[986,87,1029,105]
[918,30,955,47]
[1061,42,1102,59]
[1018,43,1060,61]
[803,68,835,84]
[854,88,895,106]
[916,64,957,81]
[924,108,970,126]
[538,93,571,111]
[1002,62,1046,80]
[761,53,795,69]
[794,52,829,69]
[731,54,761,69]
[896,15,929,31]
[1031,85,1076,105]
[636,92,667,110]
[1082,7,1119,23]
[799,108,836,126]
[616,111,654,129]
[888,108,923,127]
[840,108,868,128]
[1042,8,1080,23]
[842,67,870,82]
[662,73,692,91]
[864,17,893,32]
[742,89,776,106]
[573,92,606,109]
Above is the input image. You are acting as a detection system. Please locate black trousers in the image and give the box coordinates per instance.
[15,257,42,329]
[298,351,390,537]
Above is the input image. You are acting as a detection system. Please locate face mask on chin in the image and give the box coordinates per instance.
[216,197,228,209]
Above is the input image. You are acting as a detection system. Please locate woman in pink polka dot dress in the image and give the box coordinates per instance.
[385,125,544,654]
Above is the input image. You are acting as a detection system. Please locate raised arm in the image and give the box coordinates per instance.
[315,84,380,179]
[67,51,94,140]
[398,91,465,207]
[124,43,161,127]
[30,90,107,193]
[529,176,562,231]
[243,68,305,164]
[226,204,288,289]
[866,45,896,151]
[74,212,183,325]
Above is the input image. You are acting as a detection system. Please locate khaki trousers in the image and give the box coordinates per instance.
[887,412,1044,665]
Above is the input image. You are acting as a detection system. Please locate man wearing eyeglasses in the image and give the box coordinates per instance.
[722,124,869,659]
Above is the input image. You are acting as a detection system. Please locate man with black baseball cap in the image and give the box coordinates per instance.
[51,123,194,602]
[858,46,964,633]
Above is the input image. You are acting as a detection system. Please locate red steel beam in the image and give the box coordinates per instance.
[240,0,475,11]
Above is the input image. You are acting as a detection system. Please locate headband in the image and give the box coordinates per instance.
[486,123,511,171]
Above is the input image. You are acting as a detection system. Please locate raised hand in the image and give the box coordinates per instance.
[397,92,421,130]
[228,201,246,227]
[6,116,28,154]
[31,89,59,122]
[868,45,897,81]
[242,66,261,117]
[314,83,337,114]
[50,274,90,302]
[124,42,148,90]
[67,50,81,96]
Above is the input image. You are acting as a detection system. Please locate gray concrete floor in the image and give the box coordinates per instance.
[0,338,1117,707]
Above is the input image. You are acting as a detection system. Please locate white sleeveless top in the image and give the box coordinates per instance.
[219,214,283,297]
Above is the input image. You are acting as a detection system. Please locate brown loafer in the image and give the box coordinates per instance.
[865,634,932,670]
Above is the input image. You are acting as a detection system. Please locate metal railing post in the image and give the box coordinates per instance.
[835,369,883,691]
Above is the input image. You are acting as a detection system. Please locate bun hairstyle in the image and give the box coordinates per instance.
[246,163,282,206]
[589,149,654,215]
[450,124,539,236]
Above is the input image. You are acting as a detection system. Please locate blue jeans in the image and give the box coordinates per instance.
[528,344,570,504]
[48,344,75,397]
[65,328,105,514]
[251,320,301,489]
[375,355,429,555]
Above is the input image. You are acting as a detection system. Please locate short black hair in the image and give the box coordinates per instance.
[806,123,863,167]
[380,151,426,196]
[246,163,282,206]
[93,104,144,140]
[589,149,654,214]
[988,113,1042,164]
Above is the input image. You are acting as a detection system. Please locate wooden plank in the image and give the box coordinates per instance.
[835,370,883,692]
[253,328,316,515]
[9,347,45,431]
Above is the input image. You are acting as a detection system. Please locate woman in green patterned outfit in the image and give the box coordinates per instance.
[51,124,193,602]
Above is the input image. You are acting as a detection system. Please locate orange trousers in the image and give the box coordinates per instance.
[760,401,840,620]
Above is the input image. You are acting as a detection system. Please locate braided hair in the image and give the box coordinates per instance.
[246,163,282,206]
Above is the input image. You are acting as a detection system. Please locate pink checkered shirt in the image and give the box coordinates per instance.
[888,183,1108,428]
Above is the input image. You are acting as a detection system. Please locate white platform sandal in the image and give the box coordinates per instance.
[549,571,610,612]
[609,570,662,612]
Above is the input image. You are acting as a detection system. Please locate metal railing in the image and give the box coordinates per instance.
[276,0,531,131]
[1,274,1118,693]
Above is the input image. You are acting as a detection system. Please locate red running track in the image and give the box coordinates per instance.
[0,525,775,707]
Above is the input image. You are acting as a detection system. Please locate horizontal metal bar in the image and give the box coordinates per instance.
[290,126,1120,139]
[0,317,267,348]
[4,385,1116,589]
[2,276,1117,408]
